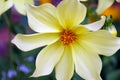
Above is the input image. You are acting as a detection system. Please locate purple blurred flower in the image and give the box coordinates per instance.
[18,65,31,74]
[0,43,7,57]
[25,56,34,62]
[52,0,61,6]
[7,69,17,78]
[12,8,21,22]
[34,0,39,6]
[0,28,9,57]
[1,71,6,80]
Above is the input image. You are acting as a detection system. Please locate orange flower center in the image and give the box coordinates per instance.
[61,30,77,45]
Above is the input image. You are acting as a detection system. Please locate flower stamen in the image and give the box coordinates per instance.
[61,29,77,45]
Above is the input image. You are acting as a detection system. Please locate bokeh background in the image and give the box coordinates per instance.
[0,0,120,80]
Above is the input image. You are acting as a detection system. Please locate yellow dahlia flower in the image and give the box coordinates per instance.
[12,0,120,80]
[0,0,34,15]
[96,0,120,14]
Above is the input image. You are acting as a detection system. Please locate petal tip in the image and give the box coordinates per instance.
[101,16,106,20]
[30,68,52,78]
[11,34,28,52]
[30,69,40,78]
[11,36,17,45]
[83,15,106,31]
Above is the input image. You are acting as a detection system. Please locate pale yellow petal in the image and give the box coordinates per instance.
[55,46,74,80]
[31,41,64,77]
[82,30,120,56]
[25,3,61,33]
[82,16,106,31]
[96,0,114,14]
[0,0,13,15]
[56,0,86,28]
[79,0,87,1]
[65,0,87,1]
[71,42,102,80]
[72,26,89,35]
[13,0,34,15]
[11,33,60,51]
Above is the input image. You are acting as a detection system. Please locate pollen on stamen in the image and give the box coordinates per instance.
[60,29,77,45]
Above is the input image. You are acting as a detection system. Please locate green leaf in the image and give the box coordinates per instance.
[107,69,120,80]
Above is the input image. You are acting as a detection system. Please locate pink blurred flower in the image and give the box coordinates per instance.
[0,27,9,57]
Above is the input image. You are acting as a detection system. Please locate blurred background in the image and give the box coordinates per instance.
[0,0,120,80]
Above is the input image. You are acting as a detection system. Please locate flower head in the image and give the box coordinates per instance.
[96,0,120,15]
[0,0,34,15]
[7,69,17,78]
[18,64,31,74]
[12,0,120,80]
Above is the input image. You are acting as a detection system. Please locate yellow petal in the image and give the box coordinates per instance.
[56,0,86,28]
[13,0,34,15]
[11,33,60,51]
[25,3,61,33]
[55,46,74,80]
[82,16,106,31]
[71,43,102,80]
[31,41,64,77]
[0,0,13,15]
[83,30,120,56]
[96,0,114,14]
[72,26,89,35]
